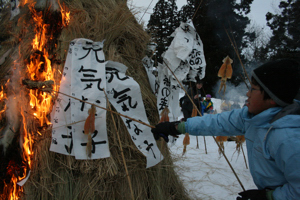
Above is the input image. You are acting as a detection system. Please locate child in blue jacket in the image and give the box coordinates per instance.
[202,94,214,114]
[152,59,300,200]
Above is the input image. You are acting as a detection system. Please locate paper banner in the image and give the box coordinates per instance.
[156,64,181,121]
[106,61,163,168]
[163,19,206,82]
[155,20,206,121]
[50,38,109,160]
[142,56,156,94]
[156,65,171,112]
[50,39,163,167]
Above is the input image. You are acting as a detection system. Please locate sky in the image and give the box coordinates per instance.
[127,0,282,29]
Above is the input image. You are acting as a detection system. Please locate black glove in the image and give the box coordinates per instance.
[236,189,270,200]
[151,121,181,142]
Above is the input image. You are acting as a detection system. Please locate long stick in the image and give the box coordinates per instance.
[163,61,245,191]
[192,0,203,20]
[196,86,207,152]
[241,144,248,169]
[212,136,245,191]
[104,90,135,200]
[203,136,207,154]
[196,136,199,149]
[224,26,251,87]
[50,90,155,129]
[138,0,155,23]
[163,61,202,117]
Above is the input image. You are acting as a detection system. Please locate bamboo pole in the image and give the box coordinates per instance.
[163,61,245,191]
[103,90,135,200]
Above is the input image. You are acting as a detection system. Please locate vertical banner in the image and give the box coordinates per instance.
[106,61,163,168]
[50,41,74,156]
[142,56,156,94]
[50,39,110,160]
[156,20,206,121]
[156,65,171,113]
[164,19,206,82]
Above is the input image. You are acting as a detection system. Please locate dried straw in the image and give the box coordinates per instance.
[0,0,191,199]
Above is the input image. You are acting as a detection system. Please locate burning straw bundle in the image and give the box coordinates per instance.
[0,0,190,199]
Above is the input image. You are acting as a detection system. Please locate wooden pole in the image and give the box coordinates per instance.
[104,90,135,200]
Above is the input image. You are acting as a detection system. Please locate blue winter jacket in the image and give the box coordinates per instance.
[185,100,300,200]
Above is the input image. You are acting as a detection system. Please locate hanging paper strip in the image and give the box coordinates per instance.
[142,56,156,94]
[156,20,206,121]
[50,39,163,167]
[105,61,163,168]
[50,38,109,160]
[163,19,206,82]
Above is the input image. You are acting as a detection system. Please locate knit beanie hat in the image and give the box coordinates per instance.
[206,94,211,98]
[252,59,300,107]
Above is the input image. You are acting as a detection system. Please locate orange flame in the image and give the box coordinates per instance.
[5,161,24,200]
[0,81,9,120]
[58,0,70,27]
[6,1,70,199]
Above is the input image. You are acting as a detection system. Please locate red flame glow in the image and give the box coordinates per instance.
[4,0,70,199]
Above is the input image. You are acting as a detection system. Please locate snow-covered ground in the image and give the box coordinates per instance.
[169,98,257,200]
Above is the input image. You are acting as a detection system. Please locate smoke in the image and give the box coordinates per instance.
[212,79,248,104]
[0,95,21,155]
[0,54,23,155]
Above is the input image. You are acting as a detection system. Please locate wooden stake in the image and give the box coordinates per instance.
[203,136,207,154]
[196,136,199,149]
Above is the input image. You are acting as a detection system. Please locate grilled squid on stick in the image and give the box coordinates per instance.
[84,104,96,158]
[218,56,233,95]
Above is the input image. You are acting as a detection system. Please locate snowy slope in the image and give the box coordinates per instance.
[169,98,257,200]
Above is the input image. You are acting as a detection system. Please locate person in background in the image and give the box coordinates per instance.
[220,98,231,112]
[231,98,242,110]
[180,80,204,121]
[202,94,214,114]
[152,59,300,200]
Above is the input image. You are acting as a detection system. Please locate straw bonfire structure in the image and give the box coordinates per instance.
[0,0,190,199]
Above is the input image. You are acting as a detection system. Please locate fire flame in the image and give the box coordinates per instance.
[0,84,8,116]
[4,1,70,199]
[27,3,56,126]
[58,0,71,27]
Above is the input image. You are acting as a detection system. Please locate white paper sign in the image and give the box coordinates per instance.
[106,61,163,168]
[142,56,156,94]
[50,39,163,167]
[156,20,206,120]
[50,38,109,160]
[163,19,206,82]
